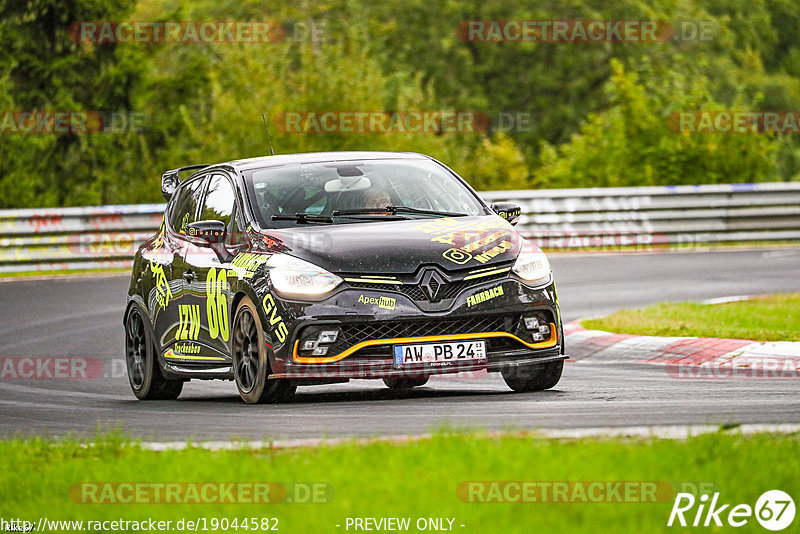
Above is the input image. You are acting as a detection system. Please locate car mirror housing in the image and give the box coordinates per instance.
[160,164,211,201]
[491,202,522,226]
[161,169,180,201]
[186,220,227,244]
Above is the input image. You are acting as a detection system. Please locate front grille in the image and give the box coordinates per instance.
[346,270,508,302]
[298,314,522,360]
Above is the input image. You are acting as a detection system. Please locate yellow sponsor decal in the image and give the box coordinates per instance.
[179,213,189,234]
[176,304,200,341]
[262,294,289,343]
[150,261,172,307]
[413,216,511,237]
[174,342,201,355]
[462,266,512,281]
[474,240,514,264]
[466,285,504,307]
[460,231,508,252]
[164,348,225,361]
[413,217,515,265]
[231,252,270,278]
[442,248,472,264]
[344,277,403,285]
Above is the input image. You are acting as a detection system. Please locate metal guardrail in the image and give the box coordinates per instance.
[1,182,799,273]
[0,204,165,273]
[482,182,800,248]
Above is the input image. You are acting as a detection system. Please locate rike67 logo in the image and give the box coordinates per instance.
[668,490,795,531]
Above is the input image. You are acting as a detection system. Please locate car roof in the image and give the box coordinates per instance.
[227,151,430,172]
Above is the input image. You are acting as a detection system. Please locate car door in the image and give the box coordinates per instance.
[157,174,210,360]
[180,173,243,362]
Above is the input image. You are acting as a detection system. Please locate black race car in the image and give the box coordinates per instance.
[125,151,565,403]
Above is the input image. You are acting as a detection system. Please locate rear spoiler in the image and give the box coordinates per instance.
[161,164,211,201]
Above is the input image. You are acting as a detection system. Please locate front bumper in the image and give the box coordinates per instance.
[265,275,564,380]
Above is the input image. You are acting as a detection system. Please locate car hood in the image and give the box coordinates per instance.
[263,215,521,274]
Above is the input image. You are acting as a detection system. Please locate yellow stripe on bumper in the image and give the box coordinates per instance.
[293,323,558,363]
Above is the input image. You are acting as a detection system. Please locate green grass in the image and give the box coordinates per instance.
[582,293,800,342]
[1,431,798,532]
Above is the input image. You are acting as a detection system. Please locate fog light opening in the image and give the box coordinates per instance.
[299,328,341,359]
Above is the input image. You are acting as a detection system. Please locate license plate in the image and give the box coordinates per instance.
[393,340,486,366]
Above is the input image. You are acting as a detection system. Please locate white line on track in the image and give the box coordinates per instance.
[136,423,800,451]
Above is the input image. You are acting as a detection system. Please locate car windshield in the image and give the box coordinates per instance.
[245,158,485,228]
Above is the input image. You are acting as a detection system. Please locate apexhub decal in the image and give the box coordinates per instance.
[357,295,396,310]
[466,285,504,307]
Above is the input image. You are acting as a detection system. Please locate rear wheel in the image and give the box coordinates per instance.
[502,360,563,392]
[125,307,183,400]
[383,377,429,389]
[232,296,296,404]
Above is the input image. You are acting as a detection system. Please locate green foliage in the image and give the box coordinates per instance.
[2,0,800,208]
[537,60,778,188]
[463,133,531,191]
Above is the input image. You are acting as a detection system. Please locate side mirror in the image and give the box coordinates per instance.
[160,164,210,201]
[161,170,180,201]
[186,220,227,244]
[491,202,522,226]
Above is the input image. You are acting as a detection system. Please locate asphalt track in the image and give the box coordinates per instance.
[1,248,799,441]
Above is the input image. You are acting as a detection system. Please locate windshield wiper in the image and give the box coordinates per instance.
[332,206,468,217]
[272,213,334,224]
[334,214,411,221]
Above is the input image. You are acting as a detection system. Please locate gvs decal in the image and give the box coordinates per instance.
[262,294,289,343]
[206,267,229,342]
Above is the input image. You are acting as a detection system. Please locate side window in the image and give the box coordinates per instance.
[168,177,207,234]
[199,174,235,225]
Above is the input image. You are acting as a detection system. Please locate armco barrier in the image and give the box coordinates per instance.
[0,204,165,273]
[1,182,799,273]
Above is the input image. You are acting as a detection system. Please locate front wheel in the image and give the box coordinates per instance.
[232,296,296,404]
[502,360,563,392]
[125,306,183,400]
[383,377,429,389]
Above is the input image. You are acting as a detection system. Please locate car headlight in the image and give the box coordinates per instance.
[512,246,552,286]
[267,254,343,296]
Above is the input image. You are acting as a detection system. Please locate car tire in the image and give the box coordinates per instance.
[501,360,563,392]
[232,296,296,404]
[125,306,183,400]
[383,377,429,389]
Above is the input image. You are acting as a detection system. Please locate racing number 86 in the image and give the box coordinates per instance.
[207,267,229,342]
